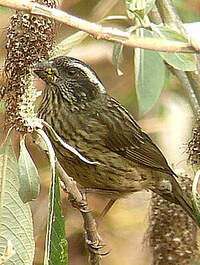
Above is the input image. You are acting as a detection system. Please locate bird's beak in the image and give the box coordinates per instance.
[33,61,52,77]
[33,61,58,83]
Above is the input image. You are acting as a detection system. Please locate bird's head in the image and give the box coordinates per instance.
[33,56,106,110]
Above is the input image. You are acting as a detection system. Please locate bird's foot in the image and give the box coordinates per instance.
[68,194,88,210]
[85,232,110,256]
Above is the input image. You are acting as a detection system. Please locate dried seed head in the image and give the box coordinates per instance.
[148,172,198,265]
[3,0,57,132]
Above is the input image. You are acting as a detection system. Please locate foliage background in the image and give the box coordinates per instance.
[0,0,199,264]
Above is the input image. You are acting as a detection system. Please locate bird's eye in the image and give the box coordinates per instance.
[66,68,77,77]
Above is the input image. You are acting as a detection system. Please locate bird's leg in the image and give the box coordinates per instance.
[67,187,108,254]
[66,186,88,210]
[97,199,116,226]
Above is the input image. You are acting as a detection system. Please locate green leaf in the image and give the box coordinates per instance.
[152,26,196,71]
[18,137,40,203]
[159,51,196,71]
[112,26,137,76]
[44,173,68,265]
[37,129,68,265]
[112,43,124,76]
[0,135,34,265]
[153,26,187,42]
[135,28,165,116]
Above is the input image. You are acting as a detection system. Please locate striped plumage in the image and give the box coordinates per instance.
[35,56,197,225]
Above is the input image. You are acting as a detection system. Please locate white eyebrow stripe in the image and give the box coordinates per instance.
[72,62,106,94]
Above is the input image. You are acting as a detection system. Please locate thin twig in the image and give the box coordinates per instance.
[56,161,104,265]
[156,0,200,109]
[0,0,198,53]
[186,71,200,108]
[156,0,187,35]
[172,69,200,115]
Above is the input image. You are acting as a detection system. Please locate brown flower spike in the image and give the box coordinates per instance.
[3,0,56,132]
[149,172,198,265]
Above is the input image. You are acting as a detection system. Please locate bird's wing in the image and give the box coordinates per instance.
[100,97,173,174]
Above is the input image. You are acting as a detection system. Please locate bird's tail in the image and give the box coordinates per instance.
[170,176,199,227]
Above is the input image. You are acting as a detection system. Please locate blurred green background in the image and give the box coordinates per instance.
[0,0,199,264]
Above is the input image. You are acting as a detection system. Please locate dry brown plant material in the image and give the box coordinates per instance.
[149,172,198,265]
[3,0,56,131]
[188,117,200,167]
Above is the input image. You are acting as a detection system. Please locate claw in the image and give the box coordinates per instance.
[88,244,111,256]
[87,240,105,249]
[80,207,92,213]
[85,233,110,256]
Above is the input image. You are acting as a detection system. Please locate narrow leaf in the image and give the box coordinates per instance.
[45,174,68,265]
[135,28,165,115]
[112,26,137,76]
[112,43,124,76]
[18,137,40,203]
[37,129,68,265]
[0,136,34,265]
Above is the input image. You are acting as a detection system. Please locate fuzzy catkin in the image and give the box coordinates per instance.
[149,172,198,265]
[3,0,57,131]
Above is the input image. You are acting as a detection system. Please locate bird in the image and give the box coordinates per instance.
[34,55,198,226]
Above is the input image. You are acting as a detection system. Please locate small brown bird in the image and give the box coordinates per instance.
[34,56,197,225]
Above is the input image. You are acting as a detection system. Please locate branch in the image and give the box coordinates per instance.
[156,0,200,111]
[0,0,199,53]
[56,161,104,265]
[172,69,200,115]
